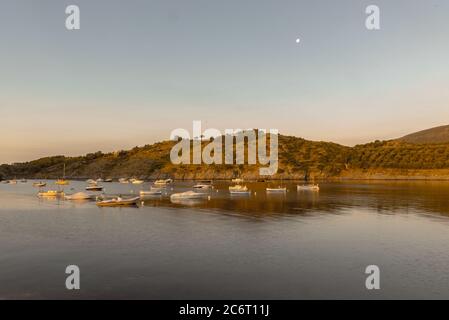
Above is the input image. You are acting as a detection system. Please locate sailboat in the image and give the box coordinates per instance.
[55,163,69,185]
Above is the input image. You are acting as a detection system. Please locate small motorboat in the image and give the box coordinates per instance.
[33,181,47,187]
[65,192,96,200]
[193,184,213,189]
[104,178,113,182]
[154,178,173,185]
[229,185,251,195]
[86,185,104,191]
[7,179,18,184]
[131,179,144,185]
[119,178,129,184]
[170,191,208,200]
[297,184,320,191]
[96,196,140,207]
[96,178,104,183]
[140,189,163,198]
[86,179,96,184]
[38,190,65,198]
[266,187,287,193]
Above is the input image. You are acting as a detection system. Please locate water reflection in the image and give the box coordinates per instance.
[2,180,449,218]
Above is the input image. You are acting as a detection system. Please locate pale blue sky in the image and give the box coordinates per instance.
[1,0,449,163]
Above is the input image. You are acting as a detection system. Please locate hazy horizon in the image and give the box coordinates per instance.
[2,0,449,164]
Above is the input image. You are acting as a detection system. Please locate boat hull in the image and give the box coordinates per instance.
[96,197,140,207]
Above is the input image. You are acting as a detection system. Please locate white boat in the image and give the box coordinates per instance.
[193,184,213,189]
[8,179,18,184]
[119,178,129,184]
[85,185,104,191]
[38,190,65,198]
[229,185,251,195]
[154,178,173,185]
[20,179,27,183]
[96,196,140,207]
[140,189,163,198]
[266,187,287,193]
[96,178,104,182]
[131,179,144,185]
[297,184,320,191]
[86,179,96,184]
[65,192,96,200]
[33,181,47,187]
[170,191,207,200]
[104,178,113,182]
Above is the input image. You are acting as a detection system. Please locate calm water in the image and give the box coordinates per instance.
[1,180,449,299]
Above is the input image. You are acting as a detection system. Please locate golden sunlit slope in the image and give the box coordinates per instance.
[4,128,449,180]
[0,135,350,180]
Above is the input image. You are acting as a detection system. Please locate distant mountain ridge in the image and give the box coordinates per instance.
[398,125,449,144]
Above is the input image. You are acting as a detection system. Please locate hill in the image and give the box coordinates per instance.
[4,130,449,180]
[0,135,351,180]
[398,125,449,144]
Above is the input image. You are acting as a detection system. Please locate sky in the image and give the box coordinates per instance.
[1,0,449,164]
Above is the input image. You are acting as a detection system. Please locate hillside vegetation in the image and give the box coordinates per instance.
[3,133,449,180]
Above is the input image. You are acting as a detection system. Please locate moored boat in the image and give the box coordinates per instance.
[229,185,251,195]
[297,184,320,191]
[119,178,129,184]
[266,187,287,193]
[86,185,104,191]
[193,184,213,189]
[33,181,47,187]
[65,192,96,200]
[38,190,65,198]
[154,178,173,185]
[96,196,140,207]
[170,191,208,200]
[140,189,163,198]
[55,163,69,185]
[131,179,144,185]
[55,179,69,185]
